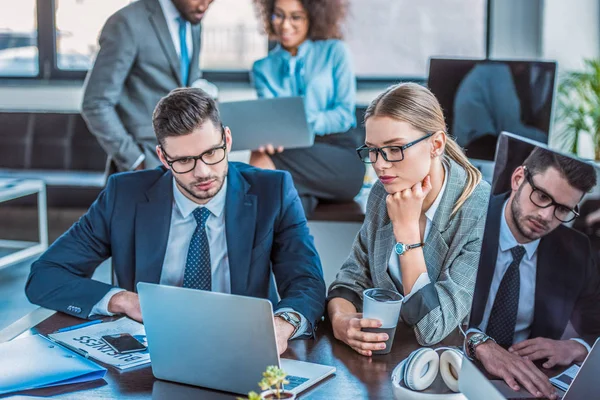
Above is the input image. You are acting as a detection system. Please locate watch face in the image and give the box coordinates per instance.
[395,243,406,255]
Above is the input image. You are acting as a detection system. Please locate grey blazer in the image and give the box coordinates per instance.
[328,158,491,346]
[81,0,202,171]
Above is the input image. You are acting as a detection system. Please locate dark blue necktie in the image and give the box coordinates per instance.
[177,16,190,86]
[183,207,211,290]
[486,245,527,348]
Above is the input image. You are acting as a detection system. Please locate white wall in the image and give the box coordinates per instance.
[542,0,600,72]
[489,0,543,59]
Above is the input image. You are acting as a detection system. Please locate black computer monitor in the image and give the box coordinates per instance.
[427,58,557,160]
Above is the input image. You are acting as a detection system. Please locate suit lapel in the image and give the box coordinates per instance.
[135,169,173,286]
[469,193,506,327]
[530,231,568,339]
[147,0,183,86]
[188,24,202,83]
[225,164,257,295]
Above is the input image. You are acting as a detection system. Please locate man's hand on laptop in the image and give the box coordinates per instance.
[108,291,143,322]
[509,337,589,368]
[274,315,295,355]
[475,340,557,399]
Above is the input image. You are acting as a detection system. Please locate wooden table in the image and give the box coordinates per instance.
[0,309,464,399]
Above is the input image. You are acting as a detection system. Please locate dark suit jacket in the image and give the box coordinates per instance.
[81,0,202,171]
[469,193,600,346]
[26,163,326,333]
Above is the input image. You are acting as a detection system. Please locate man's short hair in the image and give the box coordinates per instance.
[523,147,597,193]
[152,87,222,146]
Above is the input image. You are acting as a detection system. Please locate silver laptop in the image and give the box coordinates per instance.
[137,282,335,395]
[459,338,600,400]
[219,97,313,152]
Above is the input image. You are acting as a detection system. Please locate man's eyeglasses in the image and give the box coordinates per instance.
[161,130,227,174]
[356,133,434,164]
[523,166,580,223]
[271,13,307,26]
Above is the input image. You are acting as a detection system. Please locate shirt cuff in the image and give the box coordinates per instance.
[275,307,309,339]
[89,288,126,318]
[570,338,591,354]
[130,154,146,171]
[403,272,431,302]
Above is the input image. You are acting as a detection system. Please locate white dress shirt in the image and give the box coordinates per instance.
[131,0,193,170]
[90,178,309,338]
[469,200,590,352]
[157,0,193,59]
[387,163,448,301]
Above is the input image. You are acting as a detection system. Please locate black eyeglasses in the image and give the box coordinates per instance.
[356,133,434,164]
[523,166,580,223]
[161,130,227,174]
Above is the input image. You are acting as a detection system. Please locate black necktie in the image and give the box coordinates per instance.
[486,245,527,348]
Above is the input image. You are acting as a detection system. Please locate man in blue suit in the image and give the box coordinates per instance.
[26,88,326,354]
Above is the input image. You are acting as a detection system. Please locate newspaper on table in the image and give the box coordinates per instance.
[48,317,150,371]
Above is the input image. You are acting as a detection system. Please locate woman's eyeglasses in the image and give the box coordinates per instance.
[356,133,434,164]
[271,13,307,26]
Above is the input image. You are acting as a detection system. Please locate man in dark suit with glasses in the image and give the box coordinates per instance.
[27,88,326,355]
[465,147,600,399]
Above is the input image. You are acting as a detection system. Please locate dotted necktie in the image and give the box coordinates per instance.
[177,16,190,86]
[486,245,527,348]
[183,207,211,291]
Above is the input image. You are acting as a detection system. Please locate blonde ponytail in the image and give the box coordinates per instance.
[444,139,482,216]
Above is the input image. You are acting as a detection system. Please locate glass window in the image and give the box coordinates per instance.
[55,0,135,70]
[0,0,38,76]
[200,0,268,70]
[54,0,267,72]
[344,0,487,77]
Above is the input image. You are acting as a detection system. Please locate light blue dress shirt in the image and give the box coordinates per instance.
[90,178,309,338]
[468,199,590,353]
[252,39,356,136]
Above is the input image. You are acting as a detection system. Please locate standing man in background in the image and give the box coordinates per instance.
[82,0,214,173]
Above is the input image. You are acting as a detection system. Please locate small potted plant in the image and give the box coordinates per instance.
[238,366,295,400]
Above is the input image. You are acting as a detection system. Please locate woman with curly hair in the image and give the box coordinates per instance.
[250,0,365,216]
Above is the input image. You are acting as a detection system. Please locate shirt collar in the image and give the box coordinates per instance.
[424,162,448,223]
[500,199,540,259]
[158,0,184,23]
[272,39,313,60]
[172,177,228,219]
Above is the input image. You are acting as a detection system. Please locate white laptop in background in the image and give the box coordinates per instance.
[137,282,335,395]
[218,97,313,152]
[459,338,600,400]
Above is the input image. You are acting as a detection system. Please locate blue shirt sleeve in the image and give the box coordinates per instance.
[311,41,356,135]
[252,61,275,99]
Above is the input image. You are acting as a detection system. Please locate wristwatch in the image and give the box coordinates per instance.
[467,332,496,360]
[394,242,425,256]
[275,311,301,337]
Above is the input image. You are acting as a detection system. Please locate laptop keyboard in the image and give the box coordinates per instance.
[284,375,309,390]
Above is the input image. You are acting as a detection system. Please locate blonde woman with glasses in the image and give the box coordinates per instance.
[327,83,491,354]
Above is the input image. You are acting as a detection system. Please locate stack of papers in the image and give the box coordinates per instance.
[0,335,106,395]
[48,318,150,371]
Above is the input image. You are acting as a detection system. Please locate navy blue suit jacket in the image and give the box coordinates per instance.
[26,162,326,331]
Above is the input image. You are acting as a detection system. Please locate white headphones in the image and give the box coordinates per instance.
[391,347,467,400]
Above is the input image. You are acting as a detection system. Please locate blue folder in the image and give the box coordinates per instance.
[0,334,107,395]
